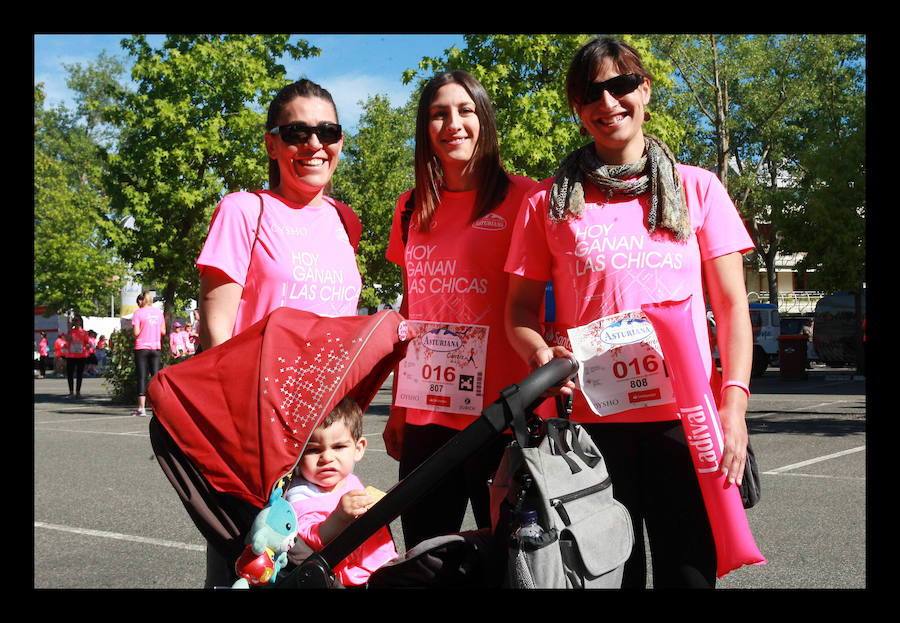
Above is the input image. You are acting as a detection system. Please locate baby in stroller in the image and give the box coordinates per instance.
[285,395,398,586]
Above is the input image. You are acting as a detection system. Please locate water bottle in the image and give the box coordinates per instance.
[515,509,545,547]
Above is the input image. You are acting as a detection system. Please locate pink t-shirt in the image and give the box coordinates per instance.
[197,191,362,336]
[505,164,754,424]
[287,474,397,586]
[386,175,538,430]
[169,330,190,356]
[132,306,165,351]
[66,328,90,359]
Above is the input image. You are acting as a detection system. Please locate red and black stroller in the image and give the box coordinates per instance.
[148,307,627,589]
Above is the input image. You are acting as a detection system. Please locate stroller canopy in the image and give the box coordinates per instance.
[148,308,409,508]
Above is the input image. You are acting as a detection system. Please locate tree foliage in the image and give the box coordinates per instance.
[100,34,320,325]
[780,35,866,294]
[651,34,866,300]
[35,62,127,317]
[331,95,415,309]
[36,33,865,325]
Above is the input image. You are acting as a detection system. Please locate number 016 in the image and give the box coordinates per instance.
[612,355,667,379]
[422,364,456,383]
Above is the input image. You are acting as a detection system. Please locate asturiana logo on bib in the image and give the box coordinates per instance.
[472,213,506,231]
[599,317,654,346]
[422,328,462,352]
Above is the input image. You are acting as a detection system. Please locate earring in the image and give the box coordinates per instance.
[644,109,651,121]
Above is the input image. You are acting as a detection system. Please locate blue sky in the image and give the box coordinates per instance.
[33,33,467,132]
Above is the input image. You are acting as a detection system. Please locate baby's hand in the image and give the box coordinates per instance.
[337,489,374,521]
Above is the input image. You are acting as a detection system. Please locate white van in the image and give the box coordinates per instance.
[749,303,780,377]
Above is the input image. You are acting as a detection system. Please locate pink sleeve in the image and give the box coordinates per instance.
[687,168,755,261]
[293,505,329,550]
[504,183,554,282]
[196,192,259,286]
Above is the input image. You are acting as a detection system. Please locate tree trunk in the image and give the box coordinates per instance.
[711,35,729,184]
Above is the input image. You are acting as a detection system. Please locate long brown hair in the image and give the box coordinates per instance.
[412,70,510,232]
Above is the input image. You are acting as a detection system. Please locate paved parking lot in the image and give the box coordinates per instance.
[33,364,865,589]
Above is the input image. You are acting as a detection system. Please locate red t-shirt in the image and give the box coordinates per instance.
[387,175,538,430]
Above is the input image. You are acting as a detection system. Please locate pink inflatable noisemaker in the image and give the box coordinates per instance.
[641,296,765,578]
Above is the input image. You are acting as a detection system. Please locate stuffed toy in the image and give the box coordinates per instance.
[232,483,298,588]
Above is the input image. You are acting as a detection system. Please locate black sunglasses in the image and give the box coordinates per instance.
[585,73,645,103]
[269,122,342,145]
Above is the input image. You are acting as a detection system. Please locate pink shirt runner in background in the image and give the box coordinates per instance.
[133,306,165,351]
[169,330,190,356]
[197,191,362,336]
[66,328,91,359]
[505,164,754,424]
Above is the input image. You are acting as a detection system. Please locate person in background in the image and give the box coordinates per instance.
[189,310,202,354]
[382,70,537,550]
[169,322,188,359]
[85,330,99,376]
[95,334,108,371]
[53,333,67,377]
[37,332,50,379]
[195,78,362,588]
[132,291,166,416]
[183,322,196,357]
[64,316,90,399]
[504,37,755,588]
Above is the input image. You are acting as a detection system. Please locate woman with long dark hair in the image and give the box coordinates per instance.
[383,70,537,549]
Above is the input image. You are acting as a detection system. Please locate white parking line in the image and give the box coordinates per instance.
[34,522,204,552]
[763,446,865,474]
[747,398,856,419]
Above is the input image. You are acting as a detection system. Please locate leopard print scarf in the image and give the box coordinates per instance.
[548,135,691,241]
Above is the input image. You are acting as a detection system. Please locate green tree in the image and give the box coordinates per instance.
[100,34,320,327]
[404,34,682,181]
[332,95,416,310]
[652,34,865,304]
[781,35,865,295]
[35,74,126,318]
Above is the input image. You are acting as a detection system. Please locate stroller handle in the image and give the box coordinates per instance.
[501,356,579,411]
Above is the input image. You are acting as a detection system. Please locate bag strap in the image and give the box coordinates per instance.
[545,418,601,472]
[250,192,265,258]
[500,384,532,449]
[327,196,362,252]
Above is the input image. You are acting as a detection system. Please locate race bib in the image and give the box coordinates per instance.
[567,310,675,417]
[394,321,489,415]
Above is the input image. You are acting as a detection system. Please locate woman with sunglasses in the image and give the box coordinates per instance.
[505,37,755,588]
[195,78,361,587]
[382,71,538,549]
[197,79,361,352]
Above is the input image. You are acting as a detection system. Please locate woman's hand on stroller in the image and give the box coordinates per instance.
[529,344,577,398]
